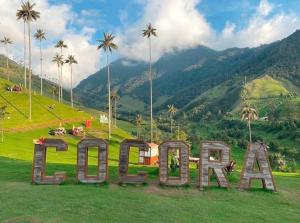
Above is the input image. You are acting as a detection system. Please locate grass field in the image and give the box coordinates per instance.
[0,125,299,222]
[0,76,299,222]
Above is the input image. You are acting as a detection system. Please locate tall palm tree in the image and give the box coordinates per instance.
[16,1,40,120]
[168,104,177,134]
[0,37,13,81]
[97,33,118,140]
[34,29,46,96]
[65,55,78,108]
[143,23,157,142]
[55,40,68,103]
[16,6,28,88]
[52,54,63,102]
[110,91,120,127]
[241,105,258,144]
[135,114,143,139]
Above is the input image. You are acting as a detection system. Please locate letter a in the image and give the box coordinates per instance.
[239,142,276,191]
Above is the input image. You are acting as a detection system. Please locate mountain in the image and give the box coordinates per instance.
[75,30,300,120]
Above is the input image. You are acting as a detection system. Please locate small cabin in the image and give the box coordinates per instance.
[138,143,159,166]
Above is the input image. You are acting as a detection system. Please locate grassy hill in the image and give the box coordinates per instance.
[245,75,289,99]
[0,78,90,130]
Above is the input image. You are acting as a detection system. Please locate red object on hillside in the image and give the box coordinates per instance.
[85,119,91,128]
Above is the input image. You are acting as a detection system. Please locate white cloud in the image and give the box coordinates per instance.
[0,0,100,87]
[214,0,300,49]
[117,0,300,60]
[116,0,214,62]
[257,0,273,16]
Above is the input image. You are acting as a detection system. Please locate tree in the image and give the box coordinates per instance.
[52,54,63,102]
[143,23,157,143]
[51,85,58,99]
[241,105,258,144]
[34,29,46,96]
[168,104,177,134]
[16,6,28,88]
[135,114,143,139]
[16,1,40,120]
[55,40,68,103]
[97,33,118,140]
[65,55,78,108]
[0,37,13,81]
[0,106,9,142]
[110,91,120,127]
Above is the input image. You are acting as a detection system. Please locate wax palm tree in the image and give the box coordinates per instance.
[65,55,78,108]
[143,23,157,142]
[16,1,40,120]
[52,54,63,102]
[16,4,29,88]
[110,91,120,127]
[34,29,46,96]
[241,105,258,144]
[97,33,118,140]
[168,104,177,134]
[135,114,143,139]
[0,37,13,81]
[55,40,68,102]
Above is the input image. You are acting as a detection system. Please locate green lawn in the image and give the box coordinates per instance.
[0,156,299,223]
[0,125,299,222]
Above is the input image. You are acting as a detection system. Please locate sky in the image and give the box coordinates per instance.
[0,0,299,87]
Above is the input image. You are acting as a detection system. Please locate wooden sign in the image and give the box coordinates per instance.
[32,139,68,185]
[119,139,149,184]
[199,141,230,189]
[159,141,189,186]
[77,139,108,184]
[31,139,276,191]
[239,142,276,191]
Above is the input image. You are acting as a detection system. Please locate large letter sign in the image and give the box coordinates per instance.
[119,139,149,184]
[239,142,276,191]
[32,139,68,184]
[77,139,108,184]
[199,141,230,189]
[159,141,189,186]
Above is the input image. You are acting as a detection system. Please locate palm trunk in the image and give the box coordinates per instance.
[40,39,43,96]
[60,48,63,103]
[23,21,27,88]
[114,99,117,127]
[5,44,9,81]
[70,64,73,108]
[149,37,153,142]
[57,65,60,102]
[170,113,173,134]
[107,52,111,140]
[28,22,32,120]
[248,120,252,144]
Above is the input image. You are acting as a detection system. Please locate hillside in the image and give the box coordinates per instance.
[75,30,300,121]
[0,78,91,131]
[0,55,72,105]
